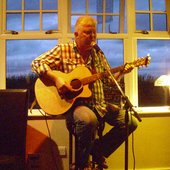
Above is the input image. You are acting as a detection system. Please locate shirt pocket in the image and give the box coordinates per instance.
[63,58,83,72]
[63,58,78,65]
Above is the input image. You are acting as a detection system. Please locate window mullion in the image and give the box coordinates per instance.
[22,0,24,32]
[0,39,6,89]
[2,1,6,33]
[40,0,42,31]
[166,0,170,33]
[119,0,125,33]
[127,0,135,34]
[86,0,88,14]
[103,0,106,33]
[58,0,70,43]
[149,0,153,31]
[126,0,137,105]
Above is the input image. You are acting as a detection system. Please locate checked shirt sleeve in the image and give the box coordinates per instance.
[31,45,62,75]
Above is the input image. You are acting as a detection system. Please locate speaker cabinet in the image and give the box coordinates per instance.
[0,89,29,169]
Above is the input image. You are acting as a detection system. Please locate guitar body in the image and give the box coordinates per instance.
[35,66,92,115]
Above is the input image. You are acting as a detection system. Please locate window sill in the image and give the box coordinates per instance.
[135,106,170,118]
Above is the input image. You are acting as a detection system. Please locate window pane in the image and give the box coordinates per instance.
[6,40,58,107]
[106,0,119,13]
[71,0,86,13]
[43,13,58,30]
[136,14,150,30]
[24,13,40,31]
[96,16,103,33]
[6,40,57,78]
[96,0,103,13]
[153,14,167,31]
[136,0,149,10]
[70,0,125,33]
[42,0,58,10]
[6,0,22,10]
[137,40,170,106]
[98,39,123,67]
[152,0,165,11]
[6,13,22,31]
[105,16,119,33]
[88,0,98,13]
[24,0,40,10]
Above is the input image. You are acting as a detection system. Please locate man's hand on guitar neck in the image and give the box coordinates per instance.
[115,62,134,81]
[122,62,134,74]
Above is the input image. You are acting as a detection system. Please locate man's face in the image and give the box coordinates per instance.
[75,25,96,52]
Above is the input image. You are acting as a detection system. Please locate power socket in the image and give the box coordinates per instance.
[58,146,66,156]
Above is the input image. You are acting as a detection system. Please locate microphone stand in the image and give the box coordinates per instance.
[107,70,141,170]
[92,43,142,169]
[100,55,142,170]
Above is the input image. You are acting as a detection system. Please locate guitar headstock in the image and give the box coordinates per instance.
[134,54,151,68]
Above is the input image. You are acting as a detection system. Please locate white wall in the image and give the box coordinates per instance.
[27,115,170,170]
[106,116,170,170]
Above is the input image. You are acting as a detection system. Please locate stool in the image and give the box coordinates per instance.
[92,121,105,170]
[69,121,105,170]
[69,127,79,170]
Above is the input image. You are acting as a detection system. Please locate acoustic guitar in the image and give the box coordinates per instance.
[35,56,150,115]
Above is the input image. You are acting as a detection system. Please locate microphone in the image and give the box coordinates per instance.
[91,42,104,54]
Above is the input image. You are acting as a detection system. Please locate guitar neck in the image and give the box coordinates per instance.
[81,65,124,85]
[81,55,151,85]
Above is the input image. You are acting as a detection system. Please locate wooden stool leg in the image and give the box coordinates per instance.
[69,132,73,170]
[91,122,105,170]
[74,134,78,170]
[69,131,79,170]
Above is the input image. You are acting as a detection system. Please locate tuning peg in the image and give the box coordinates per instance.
[147,53,150,56]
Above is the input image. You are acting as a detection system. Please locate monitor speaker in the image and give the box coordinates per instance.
[0,89,29,170]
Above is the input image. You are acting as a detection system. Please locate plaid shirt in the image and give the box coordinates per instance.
[31,41,111,117]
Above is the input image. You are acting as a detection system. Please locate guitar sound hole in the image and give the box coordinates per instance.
[70,79,82,90]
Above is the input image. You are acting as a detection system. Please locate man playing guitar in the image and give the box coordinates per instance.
[31,16,139,170]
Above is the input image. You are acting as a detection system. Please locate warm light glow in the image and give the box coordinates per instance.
[154,75,170,86]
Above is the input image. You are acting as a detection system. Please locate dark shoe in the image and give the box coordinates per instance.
[92,154,108,169]
[91,139,108,169]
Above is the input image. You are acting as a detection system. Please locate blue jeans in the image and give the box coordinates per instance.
[65,105,138,168]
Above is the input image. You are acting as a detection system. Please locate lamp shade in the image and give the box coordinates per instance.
[154,75,170,86]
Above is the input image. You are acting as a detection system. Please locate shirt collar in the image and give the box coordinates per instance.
[73,41,79,53]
